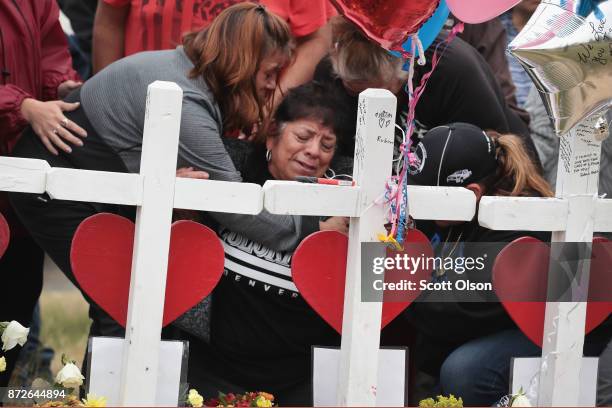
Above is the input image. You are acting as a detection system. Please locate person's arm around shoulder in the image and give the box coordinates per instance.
[92,0,130,74]
[263,0,334,106]
[276,22,332,100]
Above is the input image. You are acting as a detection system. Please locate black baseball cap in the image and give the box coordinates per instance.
[407,122,498,187]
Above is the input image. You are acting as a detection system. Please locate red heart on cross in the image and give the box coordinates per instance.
[291,228,433,333]
[70,213,225,327]
[492,236,612,346]
[0,212,9,259]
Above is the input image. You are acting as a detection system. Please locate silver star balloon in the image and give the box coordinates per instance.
[508,0,612,135]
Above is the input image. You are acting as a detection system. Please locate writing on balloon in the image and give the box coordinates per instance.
[577,43,609,65]
[589,19,611,42]
[577,19,612,65]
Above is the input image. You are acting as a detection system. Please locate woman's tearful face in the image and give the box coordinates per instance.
[267,118,337,181]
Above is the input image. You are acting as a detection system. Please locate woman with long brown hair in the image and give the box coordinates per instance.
[8,3,319,348]
[405,122,610,406]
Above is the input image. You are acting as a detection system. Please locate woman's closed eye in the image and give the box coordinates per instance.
[293,130,314,142]
[293,131,336,151]
[321,139,335,152]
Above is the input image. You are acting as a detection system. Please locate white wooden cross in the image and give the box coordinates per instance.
[0,82,262,406]
[478,113,612,406]
[0,83,476,406]
[264,89,476,406]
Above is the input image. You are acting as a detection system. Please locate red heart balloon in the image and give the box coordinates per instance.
[291,229,433,333]
[0,212,9,259]
[70,213,224,327]
[493,236,612,346]
[330,0,440,51]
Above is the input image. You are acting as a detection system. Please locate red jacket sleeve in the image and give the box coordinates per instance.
[0,84,32,143]
[38,0,80,101]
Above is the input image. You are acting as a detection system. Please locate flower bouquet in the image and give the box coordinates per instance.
[186,390,275,407]
[419,394,464,407]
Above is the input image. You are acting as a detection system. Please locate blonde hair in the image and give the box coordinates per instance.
[183,3,293,132]
[330,16,408,83]
[483,131,553,198]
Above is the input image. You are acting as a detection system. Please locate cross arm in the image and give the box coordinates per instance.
[174,177,263,214]
[595,198,612,232]
[263,181,477,221]
[478,196,568,231]
[0,157,50,193]
[479,195,612,232]
[46,168,143,205]
[49,168,264,213]
[0,156,264,213]
[263,181,361,216]
[408,186,476,221]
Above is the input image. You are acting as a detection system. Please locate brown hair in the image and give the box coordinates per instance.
[482,131,554,198]
[183,3,293,132]
[330,16,407,83]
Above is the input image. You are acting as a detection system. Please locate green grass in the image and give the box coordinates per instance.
[39,291,91,374]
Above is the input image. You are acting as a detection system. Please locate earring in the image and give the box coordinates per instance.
[265,149,272,162]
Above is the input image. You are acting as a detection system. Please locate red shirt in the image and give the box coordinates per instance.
[103,0,336,57]
[264,0,336,38]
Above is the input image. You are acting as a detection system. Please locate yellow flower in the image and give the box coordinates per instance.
[0,356,6,372]
[187,389,204,408]
[419,397,435,407]
[82,393,107,407]
[258,392,274,402]
[255,396,272,407]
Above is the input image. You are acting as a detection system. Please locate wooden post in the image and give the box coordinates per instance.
[337,89,396,406]
[119,81,183,406]
[537,115,602,406]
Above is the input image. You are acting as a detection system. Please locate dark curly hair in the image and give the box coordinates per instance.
[271,81,352,150]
